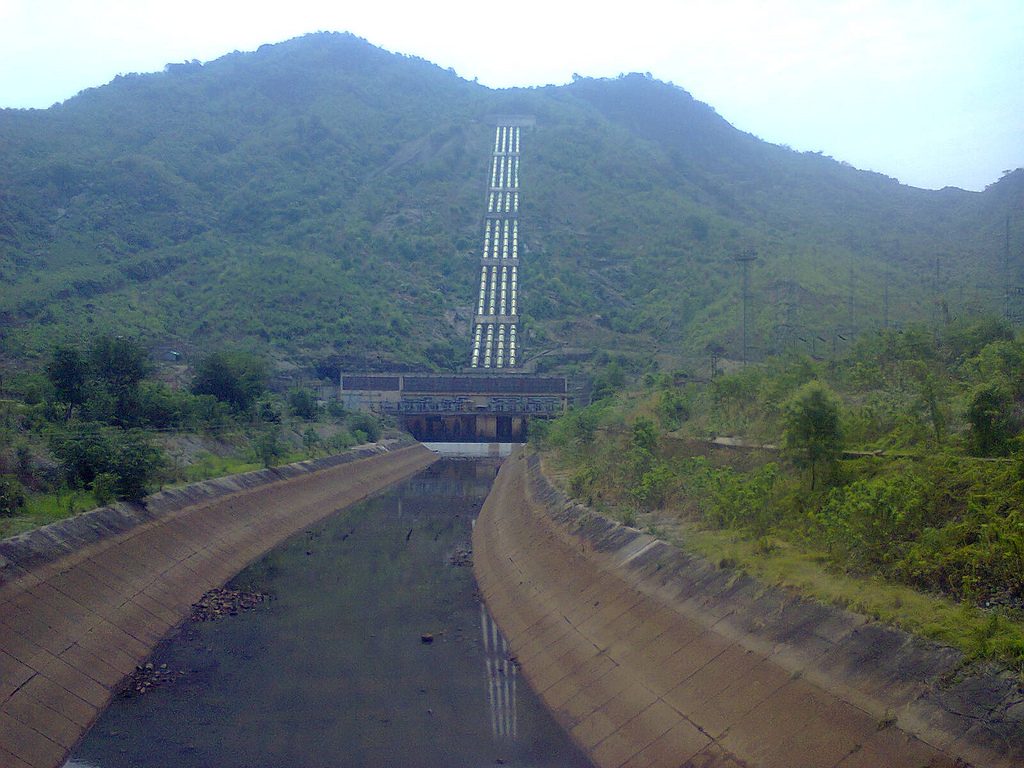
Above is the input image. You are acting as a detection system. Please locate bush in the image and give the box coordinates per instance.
[894,501,1024,601]
[656,387,690,430]
[527,418,551,449]
[708,463,780,534]
[14,443,32,480]
[590,361,625,401]
[137,381,189,429]
[630,461,675,511]
[91,473,117,506]
[257,395,282,424]
[569,466,595,497]
[967,382,1016,456]
[326,430,356,452]
[0,475,25,517]
[255,427,283,468]
[50,423,114,487]
[192,350,267,411]
[816,473,930,573]
[348,413,380,443]
[302,426,320,456]
[189,394,234,431]
[49,424,163,501]
[109,430,164,500]
[288,388,319,421]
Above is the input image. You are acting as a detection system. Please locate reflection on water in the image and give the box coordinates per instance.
[68,459,590,768]
[426,441,516,458]
[482,602,518,739]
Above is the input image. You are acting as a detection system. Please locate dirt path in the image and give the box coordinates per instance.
[0,443,438,768]
[474,449,1022,768]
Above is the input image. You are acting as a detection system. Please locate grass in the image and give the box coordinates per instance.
[650,515,1024,672]
[179,448,316,484]
[181,452,265,483]
[1,445,343,540]
[0,487,101,538]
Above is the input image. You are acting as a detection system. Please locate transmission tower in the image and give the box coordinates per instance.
[883,282,889,330]
[734,249,757,366]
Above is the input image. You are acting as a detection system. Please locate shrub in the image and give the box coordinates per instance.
[257,395,282,424]
[49,424,163,501]
[967,382,1016,456]
[302,426,320,456]
[656,387,690,430]
[192,350,267,411]
[708,463,780,534]
[92,473,117,506]
[288,388,319,421]
[0,475,26,517]
[816,473,930,573]
[109,430,164,501]
[348,413,380,443]
[137,381,189,429]
[255,427,282,468]
[630,461,675,511]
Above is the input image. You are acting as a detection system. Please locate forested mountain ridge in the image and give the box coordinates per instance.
[1,31,1020,378]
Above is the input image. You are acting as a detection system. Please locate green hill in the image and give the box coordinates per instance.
[1,31,1021,378]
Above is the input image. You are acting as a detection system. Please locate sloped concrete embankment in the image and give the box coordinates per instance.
[473,450,1024,768]
[0,442,439,768]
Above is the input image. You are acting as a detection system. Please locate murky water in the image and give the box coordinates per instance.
[68,459,590,768]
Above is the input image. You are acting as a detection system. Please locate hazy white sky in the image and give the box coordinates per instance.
[1,0,1021,191]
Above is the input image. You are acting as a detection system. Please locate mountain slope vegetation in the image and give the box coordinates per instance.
[1,31,1021,379]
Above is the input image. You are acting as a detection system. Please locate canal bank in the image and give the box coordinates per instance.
[0,442,438,768]
[473,449,1023,768]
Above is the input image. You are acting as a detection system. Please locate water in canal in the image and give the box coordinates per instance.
[68,457,591,768]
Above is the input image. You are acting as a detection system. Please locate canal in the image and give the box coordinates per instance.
[66,456,591,768]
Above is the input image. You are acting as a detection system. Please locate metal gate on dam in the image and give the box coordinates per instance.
[340,119,568,442]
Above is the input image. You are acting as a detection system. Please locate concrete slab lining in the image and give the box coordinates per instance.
[0,442,439,768]
[473,449,1024,768]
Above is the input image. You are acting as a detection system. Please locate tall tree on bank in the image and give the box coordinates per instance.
[783,380,842,490]
[192,351,267,412]
[46,346,88,420]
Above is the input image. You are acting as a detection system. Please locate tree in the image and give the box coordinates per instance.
[46,346,88,420]
[591,361,625,401]
[255,427,282,468]
[348,412,380,443]
[783,380,842,490]
[920,374,946,445]
[302,426,320,456]
[192,351,267,412]
[0,476,25,517]
[288,388,318,421]
[110,430,164,500]
[50,423,114,487]
[630,416,658,454]
[967,382,1015,456]
[88,336,150,389]
[87,336,151,426]
[49,424,163,500]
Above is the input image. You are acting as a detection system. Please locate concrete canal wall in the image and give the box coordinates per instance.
[0,442,439,768]
[473,450,1024,768]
